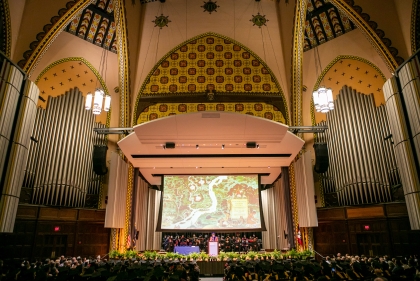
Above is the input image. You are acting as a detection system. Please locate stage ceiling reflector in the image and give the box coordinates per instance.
[118,112,304,185]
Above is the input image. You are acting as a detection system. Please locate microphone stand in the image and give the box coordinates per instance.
[312,249,324,259]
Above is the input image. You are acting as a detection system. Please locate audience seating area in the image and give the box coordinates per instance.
[0,253,419,281]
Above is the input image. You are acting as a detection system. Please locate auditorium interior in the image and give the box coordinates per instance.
[1,0,420,266]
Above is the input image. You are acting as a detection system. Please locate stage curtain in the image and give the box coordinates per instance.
[104,152,128,228]
[261,178,294,250]
[133,176,162,251]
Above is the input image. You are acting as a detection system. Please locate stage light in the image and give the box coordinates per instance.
[222,144,224,149]
[196,145,199,149]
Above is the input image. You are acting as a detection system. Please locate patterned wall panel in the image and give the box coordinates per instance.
[143,35,280,95]
[138,102,285,124]
[135,32,287,125]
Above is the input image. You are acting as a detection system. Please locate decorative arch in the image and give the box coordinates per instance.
[35,57,110,124]
[0,0,12,57]
[133,32,289,125]
[311,55,387,124]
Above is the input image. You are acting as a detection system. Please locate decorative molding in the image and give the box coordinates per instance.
[289,162,299,249]
[411,0,420,53]
[0,0,12,57]
[291,0,307,126]
[133,32,289,125]
[329,0,402,70]
[114,0,130,129]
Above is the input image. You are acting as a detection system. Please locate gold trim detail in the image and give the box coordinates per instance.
[411,0,419,54]
[291,0,307,127]
[2,0,12,57]
[329,0,398,71]
[114,0,130,129]
[23,0,92,76]
[133,32,289,126]
[289,162,299,250]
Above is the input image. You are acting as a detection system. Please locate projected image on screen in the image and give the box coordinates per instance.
[161,175,261,230]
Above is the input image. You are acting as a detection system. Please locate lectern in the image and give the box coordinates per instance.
[208,241,219,256]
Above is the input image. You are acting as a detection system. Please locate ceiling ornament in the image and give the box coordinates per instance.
[250,13,268,28]
[201,0,219,14]
[153,14,171,29]
[65,0,118,53]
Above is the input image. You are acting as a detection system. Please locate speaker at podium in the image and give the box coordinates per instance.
[208,241,219,256]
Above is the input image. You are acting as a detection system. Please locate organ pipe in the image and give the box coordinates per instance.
[383,50,420,229]
[317,85,398,206]
[28,87,107,208]
[0,52,39,232]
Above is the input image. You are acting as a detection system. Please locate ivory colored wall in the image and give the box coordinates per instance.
[131,0,290,116]
[10,0,70,63]
[7,0,26,59]
[353,0,410,60]
[393,0,414,56]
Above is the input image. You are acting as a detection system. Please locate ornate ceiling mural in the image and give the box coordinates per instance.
[64,0,117,53]
[313,55,386,123]
[135,32,288,125]
[304,0,356,52]
[141,33,282,96]
[35,57,109,124]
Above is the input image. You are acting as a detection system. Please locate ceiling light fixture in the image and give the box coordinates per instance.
[312,41,333,113]
[222,144,225,149]
[85,48,111,115]
[196,145,199,149]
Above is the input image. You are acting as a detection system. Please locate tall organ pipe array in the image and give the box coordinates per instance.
[25,87,107,208]
[0,53,39,233]
[317,85,399,206]
[383,50,420,230]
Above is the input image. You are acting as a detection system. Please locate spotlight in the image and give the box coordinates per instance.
[163,145,166,150]
[246,142,257,148]
[165,142,175,149]
[196,145,199,149]
[256,144,259,149]
[222,144,225,149]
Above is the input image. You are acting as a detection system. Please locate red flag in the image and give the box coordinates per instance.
[297,230,303,246]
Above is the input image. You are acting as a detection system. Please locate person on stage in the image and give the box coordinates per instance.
[209,232,219,242]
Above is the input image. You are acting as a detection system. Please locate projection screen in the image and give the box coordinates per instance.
[157,175,266,231]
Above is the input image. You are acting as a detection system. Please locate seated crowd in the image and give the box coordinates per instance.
[1,253,419,281]
[224,253,420,281]
[0,256,200,281]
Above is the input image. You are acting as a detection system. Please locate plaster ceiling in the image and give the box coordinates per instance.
[118,112,304,185]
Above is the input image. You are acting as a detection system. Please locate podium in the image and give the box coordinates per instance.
[208,241,219,256]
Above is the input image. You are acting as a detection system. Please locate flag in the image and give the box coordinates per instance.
[297,229,303,246]
[127,234,131,249]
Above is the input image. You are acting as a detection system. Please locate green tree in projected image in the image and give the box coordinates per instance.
[161,175,261,229]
